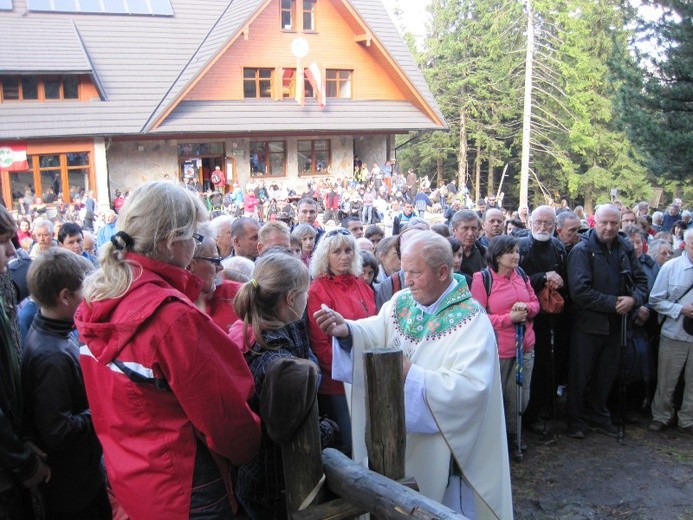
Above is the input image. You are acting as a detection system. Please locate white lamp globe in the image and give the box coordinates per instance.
[291,38,309,58]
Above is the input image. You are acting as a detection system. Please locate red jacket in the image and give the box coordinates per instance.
[206,280,242,332]
[75,254,260,520]
[307,274,375,394]
[243,193,258,214]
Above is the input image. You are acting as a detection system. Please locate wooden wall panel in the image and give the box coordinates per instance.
[80,76,100,101]
[27,140,94,154]
[188,0,407,102]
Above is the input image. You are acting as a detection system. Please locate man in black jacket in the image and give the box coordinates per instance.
[518,206,568,433]
[566,204,649,439]
[451,209,486,286]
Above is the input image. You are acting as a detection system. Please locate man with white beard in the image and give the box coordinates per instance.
[518,206,568,434]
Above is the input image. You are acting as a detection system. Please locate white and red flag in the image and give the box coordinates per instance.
[305,63,326,109]
[0,143,28,172]
[294,68,305,107]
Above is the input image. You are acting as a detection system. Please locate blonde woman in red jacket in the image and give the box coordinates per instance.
[471,234,539,452]
[76,181,260,520]
[307,228,376,456]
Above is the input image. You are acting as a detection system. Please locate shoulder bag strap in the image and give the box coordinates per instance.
[673,279,693,304]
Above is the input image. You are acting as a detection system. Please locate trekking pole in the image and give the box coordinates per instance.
[618,312,627,444]
[549,315,557,421]
[515,323,525,461]
[618,269,633,444]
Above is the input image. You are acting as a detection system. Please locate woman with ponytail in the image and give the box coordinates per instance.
[74,181,260,520]
[234,252,336,519]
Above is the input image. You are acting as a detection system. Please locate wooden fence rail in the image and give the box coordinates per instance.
[279,350,468,519]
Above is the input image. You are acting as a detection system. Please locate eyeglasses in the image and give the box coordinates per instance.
[192,233,205,244]
[326,228,351,238]
[533,220,555,228]
[193,255,223,266]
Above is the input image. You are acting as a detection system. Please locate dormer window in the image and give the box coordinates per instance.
[0,75,80,102]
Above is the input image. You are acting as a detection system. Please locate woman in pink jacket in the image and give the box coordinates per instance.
[471,235,539,452]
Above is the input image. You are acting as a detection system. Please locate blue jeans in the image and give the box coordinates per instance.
[189,439,233,519]
[361,205,373,224]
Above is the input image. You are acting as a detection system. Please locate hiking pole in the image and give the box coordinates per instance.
[549,315,557,421]
[618,269,633,444]
[618,311,627,444]
[515,323,525,461]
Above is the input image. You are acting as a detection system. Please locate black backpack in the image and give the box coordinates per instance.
[479,266,529,298]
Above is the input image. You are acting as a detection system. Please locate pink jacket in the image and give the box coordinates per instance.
[471,268,539,358]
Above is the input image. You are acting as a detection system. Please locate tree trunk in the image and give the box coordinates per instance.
[488,151,495,196]
[436,158,444,189]
[584,184,594,215]
[474,151,481,202]
[519,0,534,209]
[457,105,468,192]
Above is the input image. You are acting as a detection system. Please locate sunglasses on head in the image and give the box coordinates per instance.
[192,233,205,244]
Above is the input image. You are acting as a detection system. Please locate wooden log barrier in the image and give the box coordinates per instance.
[291,478,418,520]
[321,449,469,520]
[364,349,406,481]
[280,367,325,514]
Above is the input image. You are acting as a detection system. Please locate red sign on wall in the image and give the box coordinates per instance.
[0,143,29,172]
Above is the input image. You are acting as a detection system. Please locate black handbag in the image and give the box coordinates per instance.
[672,280,693,335]
[683,316,693,335]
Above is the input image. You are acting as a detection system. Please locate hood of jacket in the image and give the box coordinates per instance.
[75,253,204,365]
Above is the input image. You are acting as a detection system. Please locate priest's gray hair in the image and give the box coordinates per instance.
[401,231,453,274]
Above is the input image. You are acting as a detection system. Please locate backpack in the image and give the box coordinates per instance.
[391,271,402,293]
[479,266,528,298]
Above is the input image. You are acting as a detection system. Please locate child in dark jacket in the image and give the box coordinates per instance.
[21,248,111,519]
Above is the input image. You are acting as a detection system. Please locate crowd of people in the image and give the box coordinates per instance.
[0,172,691,520]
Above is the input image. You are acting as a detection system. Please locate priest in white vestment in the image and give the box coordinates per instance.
[314,231,513,520]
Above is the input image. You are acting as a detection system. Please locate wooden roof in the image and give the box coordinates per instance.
[0,0,446,140]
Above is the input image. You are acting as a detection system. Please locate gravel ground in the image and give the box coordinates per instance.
[511,416,693,520]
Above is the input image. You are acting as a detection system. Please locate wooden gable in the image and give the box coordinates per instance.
[186,0,409,103]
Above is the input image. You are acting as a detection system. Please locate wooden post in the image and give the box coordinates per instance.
[280,368,325,514]
[364,349,406,481]
[322,449,468,520]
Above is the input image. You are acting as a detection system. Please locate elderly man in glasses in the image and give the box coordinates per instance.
[188,223,241,331]
[314,230,512,520]
[517,206,568,434]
